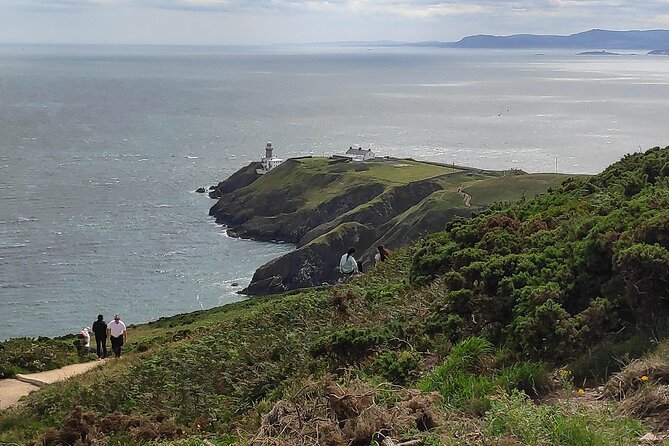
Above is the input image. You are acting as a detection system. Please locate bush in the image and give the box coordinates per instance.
[0,337,79,377]
[371,350,422,384]
[310,326,394,363]
[408,147,669,365]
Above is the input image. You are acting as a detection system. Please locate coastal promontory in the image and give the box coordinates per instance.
[209,156,575,294]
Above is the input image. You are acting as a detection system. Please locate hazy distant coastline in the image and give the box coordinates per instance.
[324,29,669,53]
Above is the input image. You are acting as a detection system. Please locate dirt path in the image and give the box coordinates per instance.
[0,360,106,410]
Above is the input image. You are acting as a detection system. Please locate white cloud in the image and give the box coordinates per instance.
[1,0,668,44]
[338,2,488,18]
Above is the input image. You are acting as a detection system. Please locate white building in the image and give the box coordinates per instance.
[256,141,284,174]
[345,147,375,162]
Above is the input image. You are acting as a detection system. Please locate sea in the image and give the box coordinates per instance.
[1,44,668,340]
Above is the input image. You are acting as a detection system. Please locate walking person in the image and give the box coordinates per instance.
[92,314,108,359]
[107,314,127,358]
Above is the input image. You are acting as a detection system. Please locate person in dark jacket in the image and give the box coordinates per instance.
[92,314,107,359]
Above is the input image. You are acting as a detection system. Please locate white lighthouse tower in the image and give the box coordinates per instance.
[257,141,284,174]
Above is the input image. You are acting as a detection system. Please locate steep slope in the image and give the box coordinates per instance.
[243,170,572,294]
[210,157,455,293]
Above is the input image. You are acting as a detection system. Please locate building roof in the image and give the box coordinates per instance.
[345,148,373,156]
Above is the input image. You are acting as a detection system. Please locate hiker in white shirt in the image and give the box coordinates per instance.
[107,314,127,358]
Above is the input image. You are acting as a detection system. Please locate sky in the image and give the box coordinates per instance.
[1,0,669,45]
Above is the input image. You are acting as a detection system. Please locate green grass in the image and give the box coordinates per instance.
[0,247,656,446]
[418,338,551,415]
[260,157,455,210]
[456,173,582,207]
[484,390,644,446]
[0,337,85,378]
[295,156,455,185]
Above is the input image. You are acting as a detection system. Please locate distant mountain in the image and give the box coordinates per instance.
[577,50,622,55]
[408,29,669,50]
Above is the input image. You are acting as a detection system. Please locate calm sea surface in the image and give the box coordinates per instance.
[1,45,668,339]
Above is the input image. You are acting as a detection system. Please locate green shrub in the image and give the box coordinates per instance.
[495,362,551,397]
[310,326,394,363]
[370,350,422,384]
[409,147,669,365]
[509,299,578,361]
[0,337,79,377]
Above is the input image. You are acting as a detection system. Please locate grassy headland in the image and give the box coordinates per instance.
[209,156,575,294]
[2,147,668,445]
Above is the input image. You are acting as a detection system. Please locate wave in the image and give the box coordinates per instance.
[162,251,188,257]
[0,243,28,249]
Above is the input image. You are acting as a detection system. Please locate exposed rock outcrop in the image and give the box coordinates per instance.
[208,162,262,199]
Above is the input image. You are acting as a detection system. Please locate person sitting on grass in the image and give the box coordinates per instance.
[340,247,362,275]
[374,245,391,265]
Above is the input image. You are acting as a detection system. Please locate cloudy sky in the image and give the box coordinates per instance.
[1,0,668,45]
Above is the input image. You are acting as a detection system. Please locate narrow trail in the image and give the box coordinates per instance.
[0,360,106,410]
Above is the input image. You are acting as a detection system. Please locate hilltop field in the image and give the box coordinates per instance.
[1,147,668,445]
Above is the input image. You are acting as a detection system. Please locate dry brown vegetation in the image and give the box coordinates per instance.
[34,406,186,446]
[251,375,445,446]
[602,342,669,441]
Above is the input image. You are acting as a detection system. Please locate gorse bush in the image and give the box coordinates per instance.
[410,146,669,363]
[370,350,422,384]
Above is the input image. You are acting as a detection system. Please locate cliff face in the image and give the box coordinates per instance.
[297,179,445,247]
[210,157,575,295]
[209,159,388,243]
[208,162,263,199]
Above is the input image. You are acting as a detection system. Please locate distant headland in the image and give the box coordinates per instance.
[329,29,669,54]
[207,145,579,295]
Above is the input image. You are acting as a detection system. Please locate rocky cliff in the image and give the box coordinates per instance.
[209,157,575,295]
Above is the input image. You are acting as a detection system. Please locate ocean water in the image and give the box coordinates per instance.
[1,44,668,339]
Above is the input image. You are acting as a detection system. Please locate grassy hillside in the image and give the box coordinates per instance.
[213,157,455,219]
[210,156,575,294]
[2,147,669,445]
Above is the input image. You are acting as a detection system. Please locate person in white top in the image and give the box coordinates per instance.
[80,327,91,349]
[77,327,91,355]
[339,247,361,275]
[107,314,127,358]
